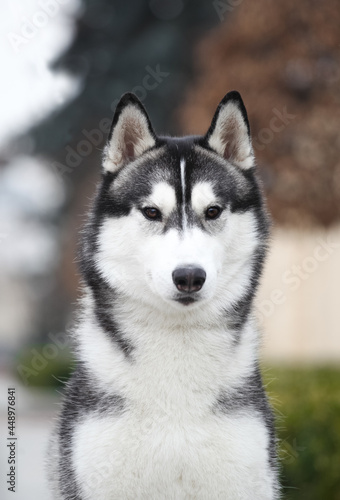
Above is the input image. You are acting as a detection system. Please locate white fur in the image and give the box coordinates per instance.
[76,288,257,397]
[73,411,274,499]
[95,206,260,314]
[52,171,276,498]
[70,177,278,498]
[191,182,217,214]
[145,182,176,217]
[208,101,254,169]
[73,290,276,499]
[180,158,188,230]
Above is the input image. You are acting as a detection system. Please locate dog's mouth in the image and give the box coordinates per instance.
[174,296,197,306]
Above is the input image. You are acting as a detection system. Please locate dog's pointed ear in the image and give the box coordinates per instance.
[205,91,254,170]
[103,93,156,173]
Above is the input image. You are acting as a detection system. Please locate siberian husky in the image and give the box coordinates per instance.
[48,91,279,499]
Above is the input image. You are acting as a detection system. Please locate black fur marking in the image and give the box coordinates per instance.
[215,365,277,470]
[155,136,265,234]
[224,235,269,342]
[156,137,196,232]
[225,289,254,332]
[89,272,134,357]
[229,170,267,215]
[98,130,267,235]
[79,269,134,358]
[58,366,125,499]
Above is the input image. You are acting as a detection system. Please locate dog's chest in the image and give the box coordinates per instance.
[71,328,275,499]
[72,407,273,499]
[126,329,232,413]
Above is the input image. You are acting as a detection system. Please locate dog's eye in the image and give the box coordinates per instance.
[142,207,162,221]
[205,206,222,220]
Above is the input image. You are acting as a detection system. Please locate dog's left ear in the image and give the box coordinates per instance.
[103,93,156,173]
[205,91,254,170]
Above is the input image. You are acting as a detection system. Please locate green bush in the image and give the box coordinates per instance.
[264,366,340,500]
[14,343,74,388]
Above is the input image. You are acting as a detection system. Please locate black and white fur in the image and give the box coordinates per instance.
[48,91,279,499]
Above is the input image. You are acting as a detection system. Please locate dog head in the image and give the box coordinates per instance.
[84,92,269,315]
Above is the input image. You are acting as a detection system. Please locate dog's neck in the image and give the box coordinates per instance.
[74,282,259,397]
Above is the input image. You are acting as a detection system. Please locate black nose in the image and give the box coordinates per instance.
[172,267,206,293]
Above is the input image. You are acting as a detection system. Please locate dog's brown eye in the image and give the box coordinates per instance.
[205,206,222,220]
[142,207,162,221]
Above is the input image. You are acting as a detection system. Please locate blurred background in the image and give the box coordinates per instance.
[0,0,339,498]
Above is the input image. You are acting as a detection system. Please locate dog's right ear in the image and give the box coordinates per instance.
[103,93,156,173]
